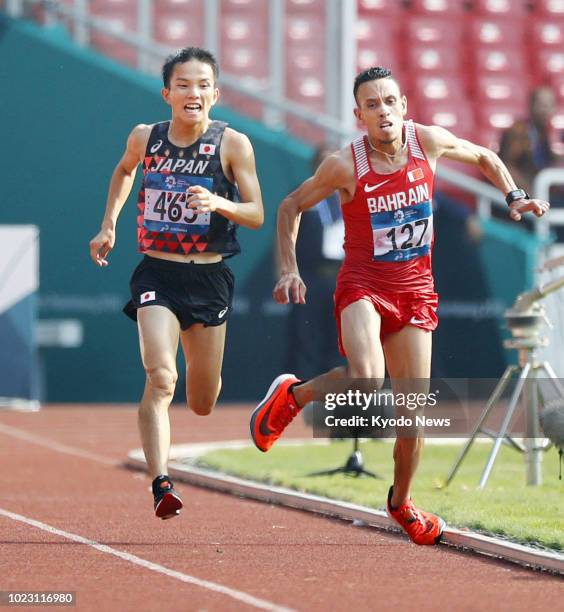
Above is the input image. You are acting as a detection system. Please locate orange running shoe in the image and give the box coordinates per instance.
[386,486,445,545]
[250,374,301,452]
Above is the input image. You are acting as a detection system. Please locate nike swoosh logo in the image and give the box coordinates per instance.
[259,404,274,436]
[364,179,390,193]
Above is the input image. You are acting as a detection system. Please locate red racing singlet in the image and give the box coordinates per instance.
[339,120,435,293]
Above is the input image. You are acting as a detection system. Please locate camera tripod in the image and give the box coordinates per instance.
[308,435,381,479]
[445,276,564,488]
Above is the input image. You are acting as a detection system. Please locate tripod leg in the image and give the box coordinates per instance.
[541,362,564,397]
[479,362,531,488]
[445,366,516,486]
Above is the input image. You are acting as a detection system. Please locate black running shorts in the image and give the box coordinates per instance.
[123,256,234,330]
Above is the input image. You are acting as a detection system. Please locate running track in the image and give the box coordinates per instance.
[0,405,561,611]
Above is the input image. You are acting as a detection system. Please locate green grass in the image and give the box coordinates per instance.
[196,440,564,551]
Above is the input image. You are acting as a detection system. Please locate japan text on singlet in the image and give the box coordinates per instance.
[137,120,241,257]
[340,120,435,293]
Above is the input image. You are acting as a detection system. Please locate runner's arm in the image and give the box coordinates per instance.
[187,132,264,229]
[275,154,347,304]
[419,124,550,222]
[89,125,147,266]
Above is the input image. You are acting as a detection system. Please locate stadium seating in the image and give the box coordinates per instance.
[405,16,464,46]
[407,0,466,15]
[357,0,404,16]
[89,0,138,67]
[153,0,205,48]
[533,0,564,16]
[22,0,564,158]
[405,44,463,75]
[471,0,529,17]
[414,100,476,141]
[468,16,526,47]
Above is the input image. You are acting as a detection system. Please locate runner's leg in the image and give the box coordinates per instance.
[181,322,226,416]
[383,325,432,507]
[137,306,180,478]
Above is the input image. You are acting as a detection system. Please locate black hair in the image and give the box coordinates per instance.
[162,47,219,88]
[353,66,394,102]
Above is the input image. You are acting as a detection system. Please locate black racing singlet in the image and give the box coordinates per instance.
[137,120,241,258]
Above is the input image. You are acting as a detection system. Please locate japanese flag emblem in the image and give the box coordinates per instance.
[199,143,216,155]
[140,291,156,304]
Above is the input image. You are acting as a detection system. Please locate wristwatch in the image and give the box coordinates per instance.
[505,189,530,206]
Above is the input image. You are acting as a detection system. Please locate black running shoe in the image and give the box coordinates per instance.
[152,475,183,520]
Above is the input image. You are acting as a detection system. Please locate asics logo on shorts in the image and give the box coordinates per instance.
[218,306,229,319]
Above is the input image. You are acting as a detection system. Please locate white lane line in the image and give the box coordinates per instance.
[0,423,117,466]
[0,508,295,612]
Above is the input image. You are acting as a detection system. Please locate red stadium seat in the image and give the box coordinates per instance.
[474,75,528,107]
[155,0,204,12]
[474,47,528,76]
[356,17,400,43]
[534,49,564,81]
[223,45,269,78]
[415,100,475,140]
[285,0,326,14]
[471,0,529,16]
[286,14,325,47]
[153,14,205,48]
[219,89,264,121]
[479,102,526,130]
[405,44,463,74]
[221,13,267,44]
[530,19,564,48]
[221,0,267,13]
[468,16,526,47]
[412,75,468,104]
[287,46,325,77]
[357,47,402,74]
[533,0,564,17]
[405,15,464,46]
[407,0,466,15]
[357,0,404,16]
[286,74,325,103]
[89,4,138,67]
[89,0,136,13]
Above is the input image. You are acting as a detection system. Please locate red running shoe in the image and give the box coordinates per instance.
[386,486,445,545]
[250,374,301,452]
[152,475,183,520]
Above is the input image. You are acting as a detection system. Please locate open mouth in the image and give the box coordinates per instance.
[184,103,202,112]
[380,121,393,128]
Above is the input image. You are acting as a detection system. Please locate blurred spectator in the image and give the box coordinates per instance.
[498,86,559,196]
[285,145,345,380]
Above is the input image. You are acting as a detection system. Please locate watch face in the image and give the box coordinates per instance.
[507,189,527,204]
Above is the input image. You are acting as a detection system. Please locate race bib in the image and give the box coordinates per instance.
[143,173,213,234]
[371,200,433,262]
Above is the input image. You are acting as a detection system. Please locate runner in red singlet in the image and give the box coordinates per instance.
[250,67,549,545]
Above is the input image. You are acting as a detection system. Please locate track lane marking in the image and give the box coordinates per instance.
[0,508,295,612]
[0,423,118,466]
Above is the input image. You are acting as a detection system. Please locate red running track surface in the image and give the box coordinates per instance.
[0,405,562,611]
